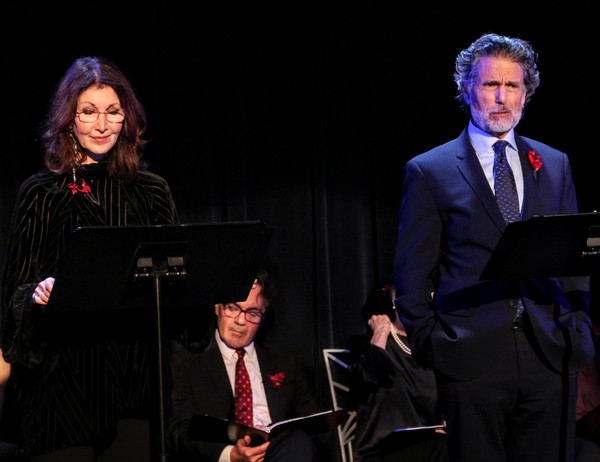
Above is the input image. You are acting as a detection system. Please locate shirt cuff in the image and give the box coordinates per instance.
[219,444,234,462]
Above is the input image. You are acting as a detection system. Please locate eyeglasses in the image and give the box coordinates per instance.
[222,304,265,324]
[76,109,125,124]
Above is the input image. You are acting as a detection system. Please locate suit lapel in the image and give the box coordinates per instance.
[454,130,506,231]
[514,135,539,220]
[202,341,236,403]
[256,345,287,423]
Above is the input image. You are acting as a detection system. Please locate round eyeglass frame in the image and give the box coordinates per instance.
[222,304,265,324]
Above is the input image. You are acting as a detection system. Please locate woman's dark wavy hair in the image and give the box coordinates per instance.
[42,56,148,182]
[454,33,540,114]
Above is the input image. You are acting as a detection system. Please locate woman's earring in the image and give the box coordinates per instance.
[68,128,77,146]
[68,128,82,160]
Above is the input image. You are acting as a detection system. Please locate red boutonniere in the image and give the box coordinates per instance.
[269,372,286,389]
[528,150,542,180]
[68,179,91,195]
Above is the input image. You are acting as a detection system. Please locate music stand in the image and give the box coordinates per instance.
[481,212,600,279]
[45,221,273,461]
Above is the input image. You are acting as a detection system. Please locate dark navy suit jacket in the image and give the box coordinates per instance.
[393,128,595,380]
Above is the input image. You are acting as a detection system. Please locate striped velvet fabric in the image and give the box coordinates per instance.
[0,162,178,454]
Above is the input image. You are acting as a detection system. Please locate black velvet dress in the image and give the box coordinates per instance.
[349,334,448,462]
[0,162,179,455]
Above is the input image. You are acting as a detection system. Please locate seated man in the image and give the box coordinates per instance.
[168,270,324,462]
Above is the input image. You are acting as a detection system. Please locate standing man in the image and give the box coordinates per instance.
[393,33,595,462]
[168,270,324,462]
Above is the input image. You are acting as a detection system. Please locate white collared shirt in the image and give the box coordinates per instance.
[468,120,524,212]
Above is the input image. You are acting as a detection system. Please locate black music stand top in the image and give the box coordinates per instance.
[46,221,273,313]
[481,212,600,280]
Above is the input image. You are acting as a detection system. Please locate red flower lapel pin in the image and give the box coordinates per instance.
[68,179,91,195]
[528,150,542,180]
[269,372,286,389]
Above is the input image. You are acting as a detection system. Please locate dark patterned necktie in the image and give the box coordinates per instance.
[234,349,253,426]
[493,140,520,223]
[493,140,524,318]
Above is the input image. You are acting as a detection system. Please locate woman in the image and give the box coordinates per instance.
[0,56,179,461]
[348,281,448,462]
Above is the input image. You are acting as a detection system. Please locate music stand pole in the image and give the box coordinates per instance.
[136,255,187,462]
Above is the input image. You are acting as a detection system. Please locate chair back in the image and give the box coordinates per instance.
[323,348,357,462]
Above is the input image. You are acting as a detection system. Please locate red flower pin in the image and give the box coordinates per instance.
[528,150,542,180]
[269,372,286,389]
[68,179,91,195]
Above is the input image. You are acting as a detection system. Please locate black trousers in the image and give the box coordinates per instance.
[266,429,317,462]
[439,322,576,462]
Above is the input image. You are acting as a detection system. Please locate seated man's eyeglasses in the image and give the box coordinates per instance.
[222,304,265,324]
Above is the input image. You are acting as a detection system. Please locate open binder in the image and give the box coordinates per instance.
[188,409,350,446]
[481,212,600,279]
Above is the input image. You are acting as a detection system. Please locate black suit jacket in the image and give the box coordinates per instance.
[394,128,595,380]
[168,335,321,461]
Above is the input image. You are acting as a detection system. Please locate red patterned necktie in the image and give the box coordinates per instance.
[234,349,253,426]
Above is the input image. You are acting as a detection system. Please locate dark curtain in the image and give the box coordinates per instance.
[3,2,599,412]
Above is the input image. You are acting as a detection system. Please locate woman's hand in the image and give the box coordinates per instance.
[368,314,392,349]
[32,277,55,306]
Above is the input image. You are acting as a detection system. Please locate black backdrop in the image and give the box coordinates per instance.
[3,2,599,408]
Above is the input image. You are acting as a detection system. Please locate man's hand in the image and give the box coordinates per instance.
[230,435,270,462]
